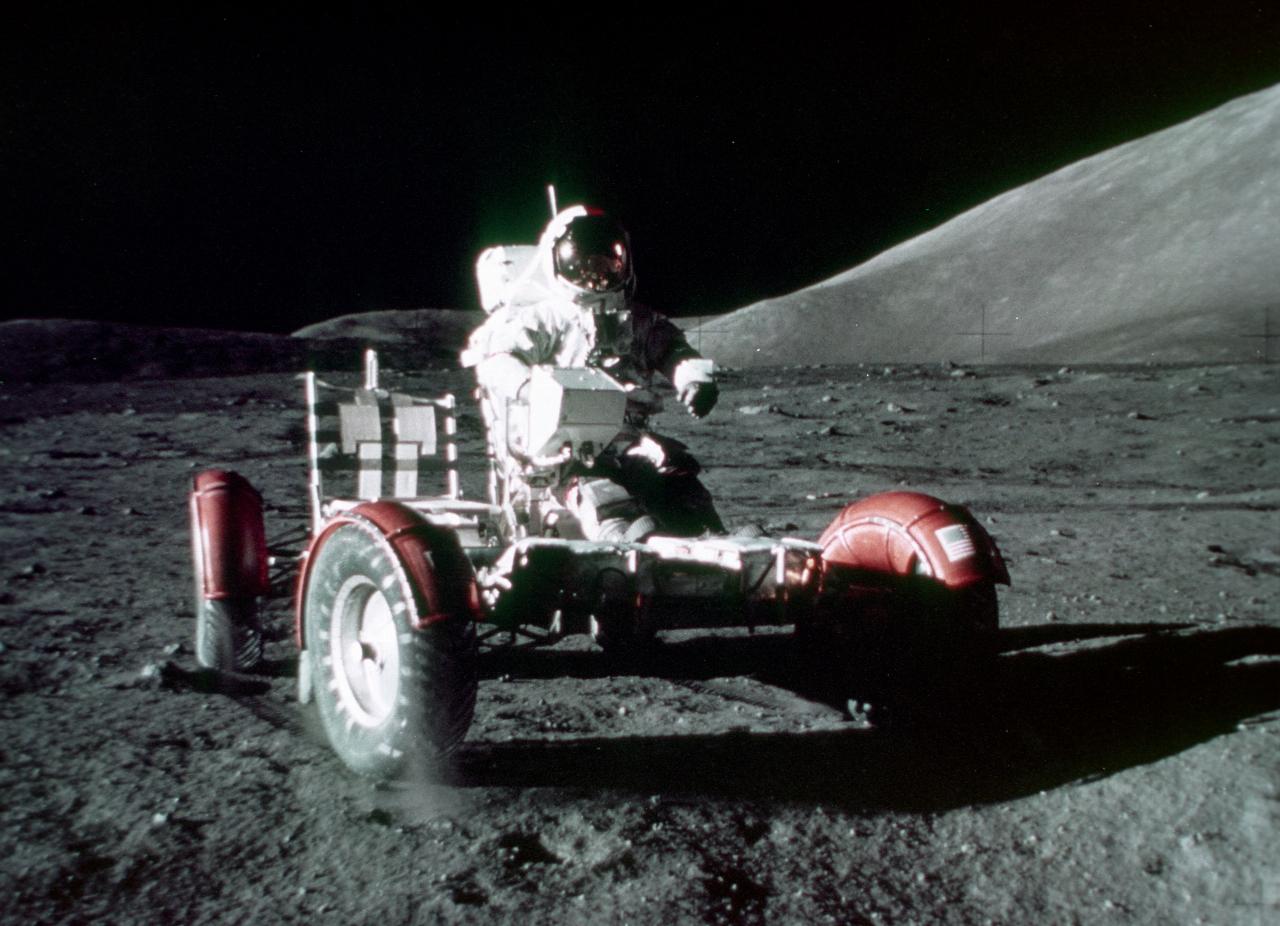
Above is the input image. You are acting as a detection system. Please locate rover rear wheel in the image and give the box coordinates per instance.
[947,580,1000,662]
[194,597,263,672]
[189,469,266,672]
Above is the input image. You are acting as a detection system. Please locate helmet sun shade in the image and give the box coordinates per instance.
[553,215,631,294]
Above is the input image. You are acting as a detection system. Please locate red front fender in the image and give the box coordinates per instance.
[294,501,482,650]
[818,491,1009,590]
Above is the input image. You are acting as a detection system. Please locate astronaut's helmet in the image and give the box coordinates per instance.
[550,210,633,300]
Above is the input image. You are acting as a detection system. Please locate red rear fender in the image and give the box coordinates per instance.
[818,491,1009,590]
[190,470,269,600]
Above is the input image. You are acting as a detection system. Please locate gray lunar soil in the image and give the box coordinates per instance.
[1,356,1277,925]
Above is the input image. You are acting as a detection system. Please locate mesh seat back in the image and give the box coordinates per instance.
[305,373,459,529]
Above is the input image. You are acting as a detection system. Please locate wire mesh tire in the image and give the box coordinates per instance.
[797,573,999,723]
[905,579,1000,667]
[947,580,1000,665]
[882,579,1002,719]
[588,567,655,656]
[303,520,477,779]
[589,612,657,656]
[195,597,263,672]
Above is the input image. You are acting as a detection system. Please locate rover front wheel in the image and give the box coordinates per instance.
[304,520,477,778]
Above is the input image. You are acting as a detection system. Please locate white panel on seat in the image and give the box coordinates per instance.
[394,442,419,498]
[339,404,381,455]
[356,442,383,499]
[393,404,436,455]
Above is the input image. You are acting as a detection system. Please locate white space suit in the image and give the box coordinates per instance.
[462,205,722,540]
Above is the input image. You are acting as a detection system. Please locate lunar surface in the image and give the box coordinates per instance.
[1,351,1276,924]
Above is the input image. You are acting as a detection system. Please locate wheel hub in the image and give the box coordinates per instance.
[330,575,401,727]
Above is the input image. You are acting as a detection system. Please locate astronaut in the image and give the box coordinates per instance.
[462,205,723,541]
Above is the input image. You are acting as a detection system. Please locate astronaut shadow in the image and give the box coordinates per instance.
[458,623,1280,810]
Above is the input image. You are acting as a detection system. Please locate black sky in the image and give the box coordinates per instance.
[6,8,1280,333]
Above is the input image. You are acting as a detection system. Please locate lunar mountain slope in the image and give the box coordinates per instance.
[693,83,1280,367]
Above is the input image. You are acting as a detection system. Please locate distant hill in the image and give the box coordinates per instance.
[291,308,484,346]
[0,320,302,383]
[0,310,479,383]
[690,84,1280,366]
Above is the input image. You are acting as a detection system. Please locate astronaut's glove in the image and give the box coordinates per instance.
[675,358,716,420]
[673,358,718,419]
[680,380,719,418]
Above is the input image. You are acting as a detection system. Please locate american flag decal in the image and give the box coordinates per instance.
[935,524,976,562]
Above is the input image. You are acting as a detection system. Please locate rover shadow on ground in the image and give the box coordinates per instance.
[459,623,1280,811]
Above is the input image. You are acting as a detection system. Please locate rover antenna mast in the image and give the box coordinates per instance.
[547,184,558,218]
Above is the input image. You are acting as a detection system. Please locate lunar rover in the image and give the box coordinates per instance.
[188,246,1010,779]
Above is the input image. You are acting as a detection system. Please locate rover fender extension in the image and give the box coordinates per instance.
[190,469,270,600]
[818,491,1009,590]
[294,501,482,649]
